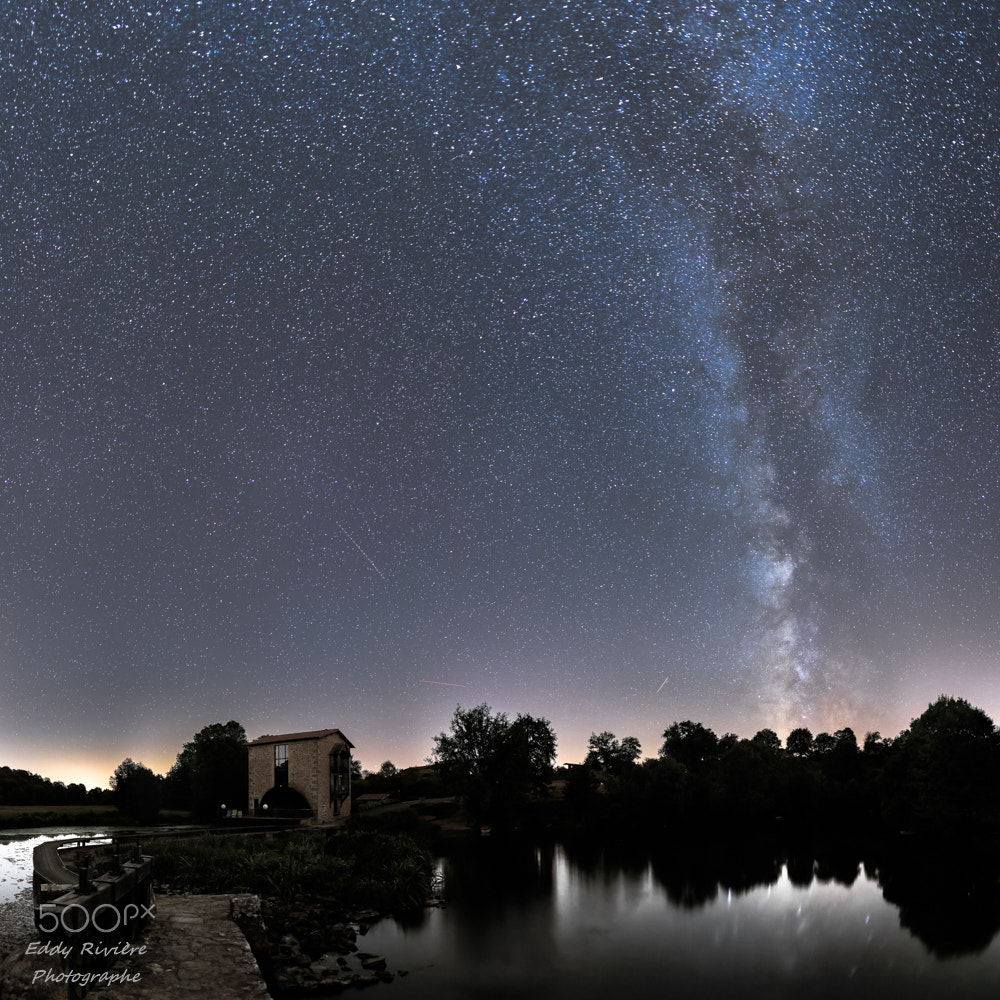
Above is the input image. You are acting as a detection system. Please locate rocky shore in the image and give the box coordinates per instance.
[232,893,396,995]
[0,890,441,999]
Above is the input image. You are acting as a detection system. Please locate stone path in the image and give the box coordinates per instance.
[85,895,271,999]
[1,895,273,1000]
[1,895,270,999]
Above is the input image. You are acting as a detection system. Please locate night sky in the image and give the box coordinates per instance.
[3,1,998,790]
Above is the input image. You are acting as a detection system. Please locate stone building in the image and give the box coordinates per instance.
[247,728,354,824]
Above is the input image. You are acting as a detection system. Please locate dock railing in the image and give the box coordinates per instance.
[33,837,155,946]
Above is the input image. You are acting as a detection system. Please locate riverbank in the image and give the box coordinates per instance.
[248,890,443,995]
[0,807,194,832]
[147,826,438,995]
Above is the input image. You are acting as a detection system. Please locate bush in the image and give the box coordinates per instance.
[152,829,433,911]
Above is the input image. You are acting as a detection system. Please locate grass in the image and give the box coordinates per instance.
[0,805,194,830]
[0,804,120,829]
[152,829,434,911]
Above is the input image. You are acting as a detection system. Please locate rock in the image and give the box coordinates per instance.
[0,944,57,1000]
[230,894,260,922]
[359,953,387,971]
[230,894,269,954]
[300,931,328,958]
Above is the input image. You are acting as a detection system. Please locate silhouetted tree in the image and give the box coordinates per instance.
[751,729,782,752]
[508,713,558,794]
[884,696,999,832]
[834,727,858,751]
[111,759,163,824]
[786,727,813,757]
[584,731,642,774]
[66,782,88,805]
[0,767,100,807]
[429,704,556,825]
[660,721,719,770]
[168,721,248,818]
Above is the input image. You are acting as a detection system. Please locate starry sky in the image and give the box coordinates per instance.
[2,1,998,790]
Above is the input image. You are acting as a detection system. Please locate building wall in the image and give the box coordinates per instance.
[247,732,352,824]
[247,744,274,814]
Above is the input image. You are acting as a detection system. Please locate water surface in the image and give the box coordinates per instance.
[351,838,1000,1000]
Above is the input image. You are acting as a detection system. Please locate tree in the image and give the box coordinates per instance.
[584,731,642,775]
[660,721,719,770]
[834,727,858,752]
[377,761,398,779]
[111,759,163,824]
[429,704,557,824]
[786,728,813,757]
[751,729,782,752]
[168,721,248,819]
[509,713,558,793]
[886,695,999,832]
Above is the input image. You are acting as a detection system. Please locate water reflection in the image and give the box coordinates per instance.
[870,839,1000,957]
[354,837,1000,999]
[0,829,115,948]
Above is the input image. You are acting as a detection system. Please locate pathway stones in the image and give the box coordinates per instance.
[85,895,271,999]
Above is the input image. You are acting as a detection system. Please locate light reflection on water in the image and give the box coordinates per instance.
[349,841,1000,1000]
[0,829,116,947]
[0,830,116,904]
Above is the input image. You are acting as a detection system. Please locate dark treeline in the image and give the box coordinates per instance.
[0,721,249,825]
[0,766,105,807]
[565,695,1000,838]
[6,694,999,837]
[113,720,250,823]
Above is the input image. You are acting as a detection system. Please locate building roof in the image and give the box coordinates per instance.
[249,728,354,748]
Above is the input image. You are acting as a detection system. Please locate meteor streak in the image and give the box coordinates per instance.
[420,679,466,687]
[656,676,669,694]
[335,522,387,580]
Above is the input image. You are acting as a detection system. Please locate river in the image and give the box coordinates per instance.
[345,836,1000,1000]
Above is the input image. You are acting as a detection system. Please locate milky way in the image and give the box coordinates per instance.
[1,2,998,784]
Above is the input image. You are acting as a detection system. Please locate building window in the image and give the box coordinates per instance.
[329,744,350,814]
[275,744,288,788]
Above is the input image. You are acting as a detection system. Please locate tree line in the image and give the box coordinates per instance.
[566,695,1000,837]
[108,720,250,824]
[0,767,99,808]
[7,694,998,836]
[419,695,1000,837]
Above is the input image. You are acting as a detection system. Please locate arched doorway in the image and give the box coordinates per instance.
[259,785,313,819]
